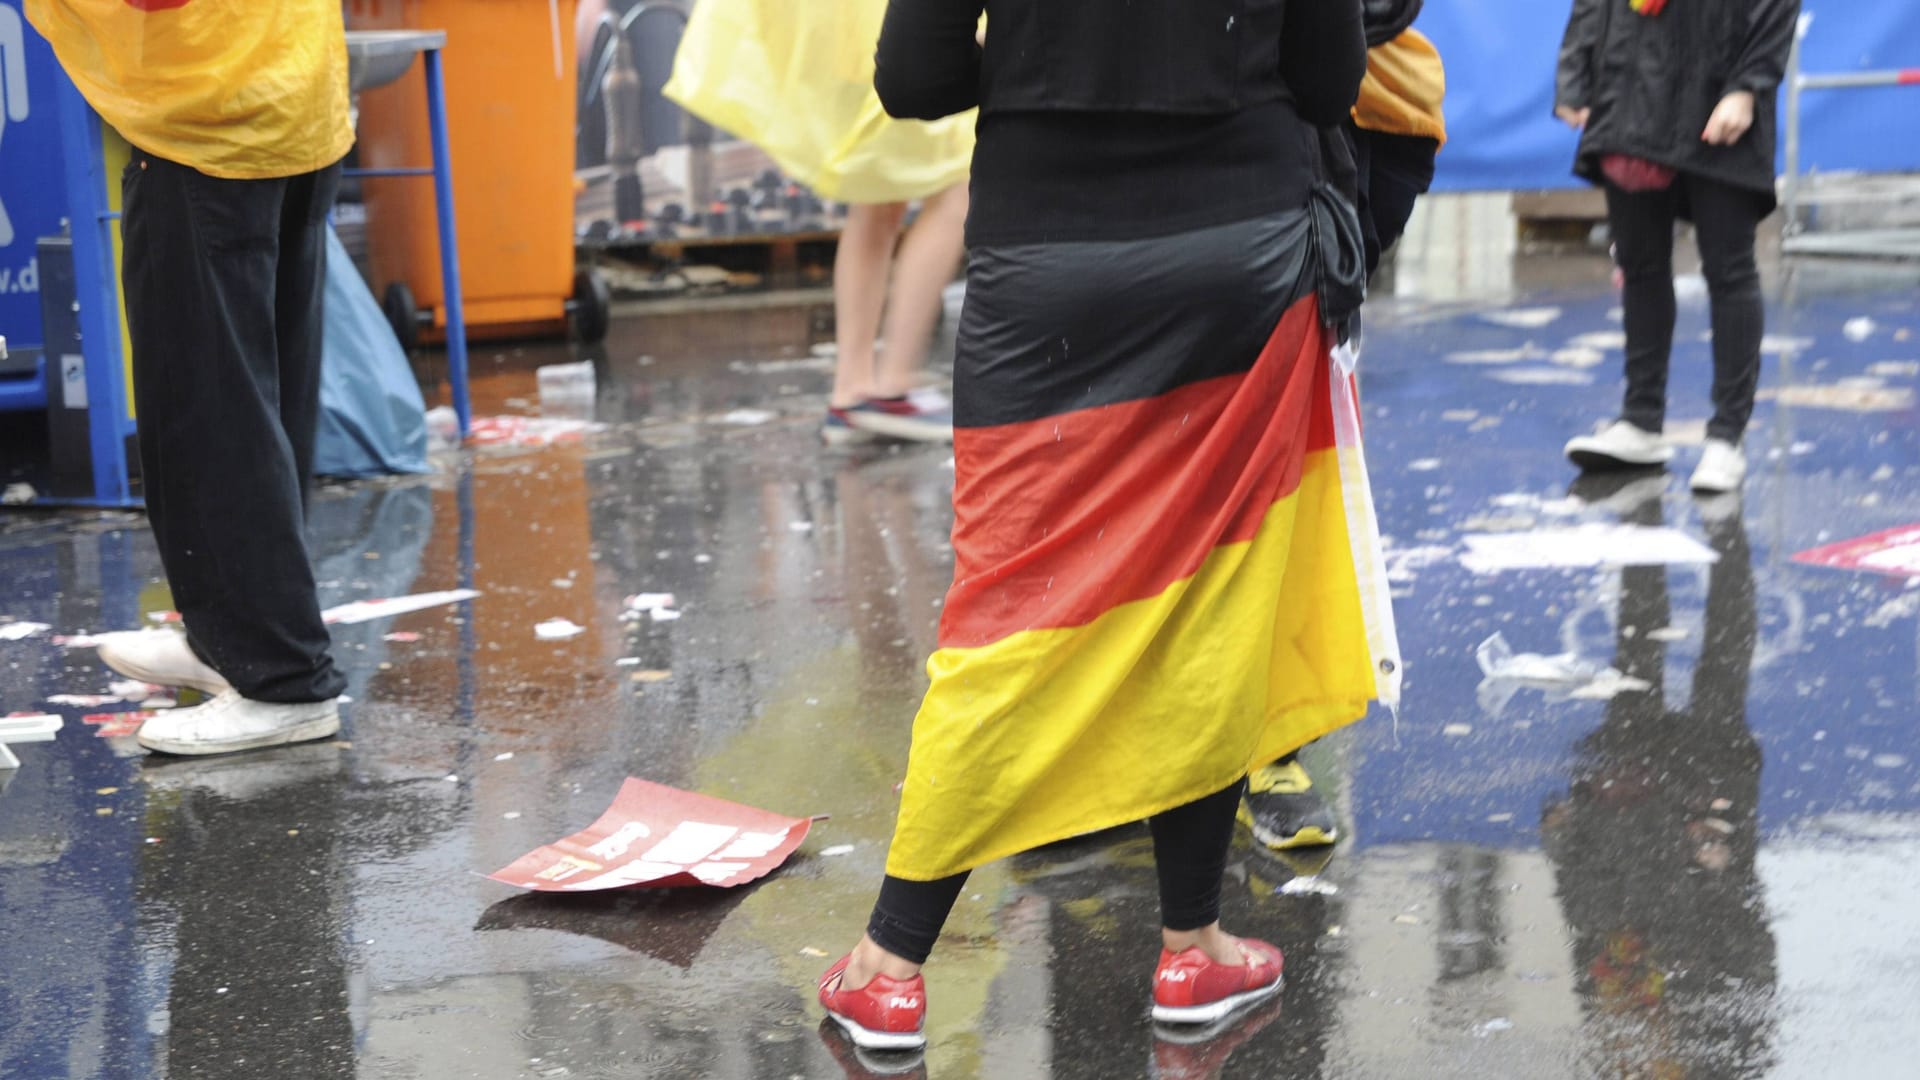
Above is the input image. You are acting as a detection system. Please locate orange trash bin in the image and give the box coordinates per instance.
[347,0,610,345]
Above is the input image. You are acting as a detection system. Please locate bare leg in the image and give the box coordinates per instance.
[871,183,969,399]
[1162,922,1250,966]
[831,202,908,408]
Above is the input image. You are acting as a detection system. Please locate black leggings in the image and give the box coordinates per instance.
[866,777,1247,965]
[1606,174,1770,444]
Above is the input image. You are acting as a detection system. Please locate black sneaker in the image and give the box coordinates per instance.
[1238,755,1338,850]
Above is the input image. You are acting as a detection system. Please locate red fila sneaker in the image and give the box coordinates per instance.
[1150,939,1285,1025]
[818,954,929,1051]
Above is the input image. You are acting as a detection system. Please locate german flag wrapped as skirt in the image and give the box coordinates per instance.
[886,209,1395,882]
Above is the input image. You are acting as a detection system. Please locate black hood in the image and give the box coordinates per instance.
[1362,0,1424,47]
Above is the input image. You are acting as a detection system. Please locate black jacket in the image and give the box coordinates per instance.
[875,0,1365,127]
[1555,0,1798,202]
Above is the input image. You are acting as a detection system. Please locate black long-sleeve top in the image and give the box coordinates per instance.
[876,0,1367,246]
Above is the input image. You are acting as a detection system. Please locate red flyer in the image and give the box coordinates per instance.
[1793,525,1920,578]
[488,778,813,892]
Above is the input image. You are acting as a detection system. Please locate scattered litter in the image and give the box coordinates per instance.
[1760,384,1915,412]
[1486,367,1595,386]
[445,774,460,782]
[1440,409,1479,423]
[495,752,516,762]
[1473,1018,1515,1038]
[1866,592,1920,628]
[82,712,152,738]
[504,812,522,820]
[95,786,119,796]
[616,657,642,666]
[108,680,160,699]
[535,618,587,641]
[467,415,608,448]
[630,670,672,683]
[1869,361,1920,379]
[1567,330,1627,351]
[1873,753,1909,769]
[718,408,776,426]
[624,593,676,614]
[536,362,597,412]
[1446,344,1547,365]
[550,578,575,589]
[0,622,50,641]
[1408,459,1443,472]
[1550,346,1608,369]
[1872,465,1898,482]
[146,611,182,624]
[1393,914,1423,926]
[1476,632,1652,718]
[1442,723,1473,737]
[820,844,857,857]
[1279,876,1339,896]
[1,483,36,505]
[1760,334,1815,354]
[1479,307,1563,330]
[46,694,121,708]
[694,554,713,564]
[383,631,422,643]
[0,715,62,745]
[1710,798,1734,812]
[800,946,830,958]
[1461,525,1718,573]
[1647,627,1689,642]
[1384,544,1453,584]
[788,521,815,533]
[487,777,814,891]
[1843,316,1878,342]
[651,609,682,623]
[1486,813,1514,823]
[324,589,481,625]
[1795,525,1920,578]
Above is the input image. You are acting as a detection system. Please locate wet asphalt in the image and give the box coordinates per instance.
[3,242,1920,1079]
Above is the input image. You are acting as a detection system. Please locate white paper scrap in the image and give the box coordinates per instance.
[534,618,586,641]
[323,589,481,626]
[1460,526,1718,574]
[0,622,51,641]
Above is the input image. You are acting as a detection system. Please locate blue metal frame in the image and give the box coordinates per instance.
[32,39,471,508]
[0,354,48,411]
[52,66,137,508]
[338,44,471,437]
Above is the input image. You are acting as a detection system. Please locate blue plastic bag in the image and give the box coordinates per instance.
[314,224,430,478]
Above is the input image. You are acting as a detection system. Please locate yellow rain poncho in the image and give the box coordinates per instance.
[663,0,975,204]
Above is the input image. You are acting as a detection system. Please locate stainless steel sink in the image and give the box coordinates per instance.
[345,30,448,93]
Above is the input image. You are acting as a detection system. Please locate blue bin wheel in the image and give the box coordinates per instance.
[571,267,612,345]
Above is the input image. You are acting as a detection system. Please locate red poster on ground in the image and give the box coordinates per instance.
[488,778,813,892]
[1793,525,1920,578]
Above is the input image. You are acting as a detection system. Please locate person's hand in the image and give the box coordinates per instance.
[1702,91,1754,146]
[1556,105,1592,130]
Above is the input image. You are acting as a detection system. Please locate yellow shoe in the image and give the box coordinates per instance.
[1238,755,1338,850]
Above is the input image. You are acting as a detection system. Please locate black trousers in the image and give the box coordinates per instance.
[867,778,1247,965]
[121,151,348,704]
[1605,175,1769,443]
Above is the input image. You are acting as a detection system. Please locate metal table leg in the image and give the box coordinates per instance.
[423,47,471,439]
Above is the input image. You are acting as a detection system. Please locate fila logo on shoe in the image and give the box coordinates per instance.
[889,995,922,1010]
[1160,969,1190,983]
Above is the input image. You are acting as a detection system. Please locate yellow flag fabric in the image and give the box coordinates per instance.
[1353,28,1448,146]
[663,0,975,205]
[25,0,353,180]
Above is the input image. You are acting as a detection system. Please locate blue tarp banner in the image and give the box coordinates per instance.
[1423,1,1920,191]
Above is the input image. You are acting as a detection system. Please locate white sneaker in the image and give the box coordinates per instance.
[1564,420,1674,471]
[136,690,340,756]
[1690,438,1748,494]
[96,630,231,694]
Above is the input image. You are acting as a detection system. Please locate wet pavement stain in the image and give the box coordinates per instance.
[4,257,1920,1078]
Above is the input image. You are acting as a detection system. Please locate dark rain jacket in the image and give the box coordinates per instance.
[1555,0,1799,204]
[1362,0,1423,47]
